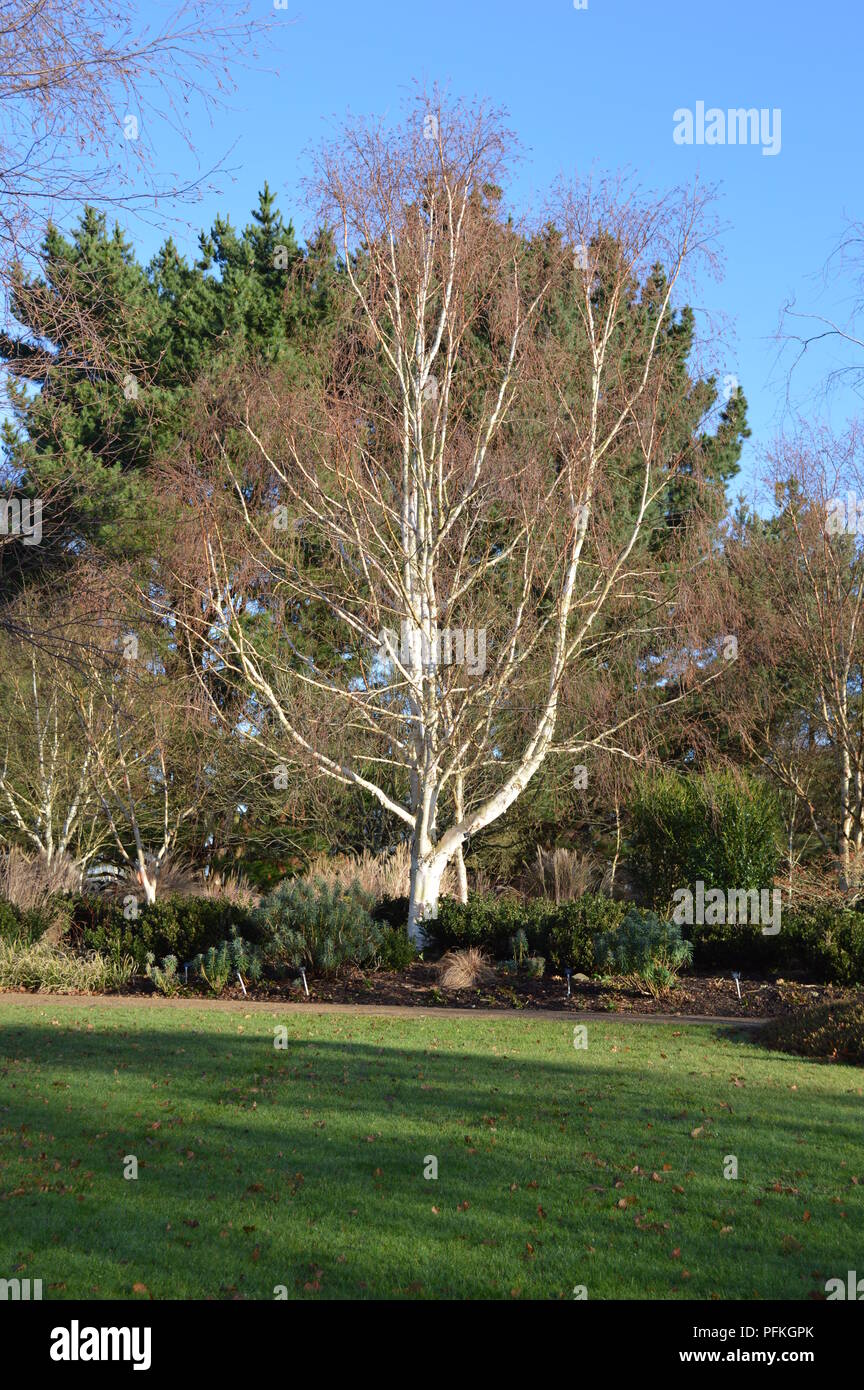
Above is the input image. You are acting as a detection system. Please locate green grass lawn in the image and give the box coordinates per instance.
[0,1002,861,1300]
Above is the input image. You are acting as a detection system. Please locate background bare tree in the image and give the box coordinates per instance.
[0,1,280,650]
[0,586,108,871]
[0,0,275,276]
[68,589,216,903]
[779,216,864,404]
[724,422,864,890]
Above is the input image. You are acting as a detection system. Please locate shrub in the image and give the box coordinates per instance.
[0,897,70,945]
[429,891,624,971]
[525,956,545,979]
[190,931,263,996]
[0,938,134,993]
[370,895,411,930]
[630,769,782,910]
[145,953,182,996]
[687,902,864,984]
[223,857,294,893]
[374,925,417,970]
[255,877,383,975]
[70,894,257,969]
[686,918,780,974]
[595,908,693,996]
[428,895,545,957]
[194,944,232,995]
[0,899,22,941]
[437,948,496,989]
[510,927,529,966]
[543,895,626,972]
[780,904,864,985]
[760,1000,864,1065]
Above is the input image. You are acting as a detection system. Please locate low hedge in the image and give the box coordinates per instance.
[428,895,544,958]
[543,896,627,972]
[425,894,864,985]
[426,894,625,972]
[5,889,864,986]
[67,894,259,970]
[2,890,417,980]
[687,903,864,985]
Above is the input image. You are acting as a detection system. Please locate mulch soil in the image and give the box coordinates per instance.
[86,961,861,1017]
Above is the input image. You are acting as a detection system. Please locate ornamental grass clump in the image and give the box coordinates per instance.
[0,938,134,993]
[437,947,496,990]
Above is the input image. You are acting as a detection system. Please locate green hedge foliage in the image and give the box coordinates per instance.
[68,894,258,969]
[426,893,864,984]
[688,902,864,985]
[630,769,782,909]
[427,894,625,972]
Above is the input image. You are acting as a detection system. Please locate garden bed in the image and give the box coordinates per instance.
[211,964,862,1017]
[4,962,860,1017]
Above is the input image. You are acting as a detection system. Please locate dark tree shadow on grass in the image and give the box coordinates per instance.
[0,1021,861,1301]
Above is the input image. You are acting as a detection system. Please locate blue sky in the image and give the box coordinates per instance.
[115,1,864,496]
